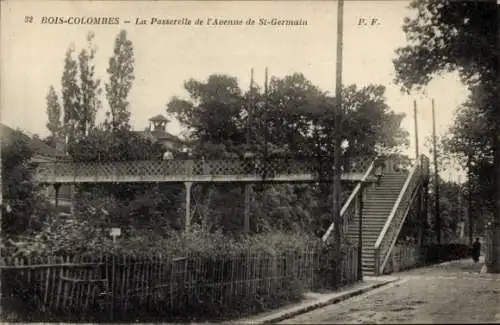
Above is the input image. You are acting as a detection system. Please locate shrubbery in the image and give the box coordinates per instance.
[3,218,353,322]
[422,243,471,264]
[5,215,324,258]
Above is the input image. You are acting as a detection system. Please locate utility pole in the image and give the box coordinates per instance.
[243,69,254,233]
[467,152,473,246]
[457,174,464,243]
[263,67,269,179]
[246,68,254,146]
[414,99,424,245]
[333,0,345,251]
[432,99,441,245]
[0,117,3,316]
[414,100,419,159]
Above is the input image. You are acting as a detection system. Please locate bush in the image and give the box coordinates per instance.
[422,244,471,264]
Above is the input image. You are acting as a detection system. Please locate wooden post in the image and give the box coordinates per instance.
[263,67,269,180]
[422,177,430,247]
[418,187,425,247]
[333,0,345,265]
[54,183,61,209]
[70,184,76,214]
[432,99,441,245]
[184,182,193,232]
[357,183,364,281]
[416,158,423,245]
[467,152,473,246]
[244,184,251,233]
[0,122,3,316]
[243,68,255,234]
[414,100,419,159]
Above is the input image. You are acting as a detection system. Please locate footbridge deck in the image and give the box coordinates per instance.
[34,157,376,184]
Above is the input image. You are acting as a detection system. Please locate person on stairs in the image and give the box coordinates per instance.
[374,156,386,186]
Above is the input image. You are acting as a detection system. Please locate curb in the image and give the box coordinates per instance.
[251,279,399,324]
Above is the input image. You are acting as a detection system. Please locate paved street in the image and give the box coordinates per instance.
[280,258,500,324]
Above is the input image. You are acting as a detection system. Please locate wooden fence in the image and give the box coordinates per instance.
[484,225,495,269]
[383,244,423,274]
[1,246,359,321]
[382,242,475,275]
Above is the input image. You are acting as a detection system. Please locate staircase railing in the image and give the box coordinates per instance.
[373,155,428,274]
[322,159,376,242]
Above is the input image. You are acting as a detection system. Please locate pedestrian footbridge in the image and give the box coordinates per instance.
[33,154,430,276]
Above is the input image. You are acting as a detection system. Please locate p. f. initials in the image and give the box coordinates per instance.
[358,18,379,26]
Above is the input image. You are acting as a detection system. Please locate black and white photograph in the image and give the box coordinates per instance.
[0,0,499,323]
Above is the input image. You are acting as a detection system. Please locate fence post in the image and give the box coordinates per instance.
[184,182,193,232]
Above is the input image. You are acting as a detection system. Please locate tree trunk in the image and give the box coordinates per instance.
[491,10,500,273]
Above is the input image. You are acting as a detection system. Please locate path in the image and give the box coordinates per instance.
[279,258,500,324]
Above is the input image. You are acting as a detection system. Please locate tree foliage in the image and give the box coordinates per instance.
[105,30,135,131]
[61,46,80,153]
[167,73,409,235]
[167,73,409,161]
[34,29,411,248]
[393,0,497,92]
[58,32,102,154]
[1,130,52,235]
[45,86,62,145]
[393,0,498,239]
[77,32,101,137]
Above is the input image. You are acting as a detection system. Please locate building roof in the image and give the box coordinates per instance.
[134,129,183,145]
[0,123,66,158]
[151,130,183,143]
[149,114,170,122]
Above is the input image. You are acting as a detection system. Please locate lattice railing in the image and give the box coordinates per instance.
[34,156,375,183]
[322,158,377,242]
[374,155,429,275]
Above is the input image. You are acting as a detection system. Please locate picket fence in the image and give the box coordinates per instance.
[1,246,359,321]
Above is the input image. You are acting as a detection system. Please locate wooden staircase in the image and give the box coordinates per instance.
[346,171,408,276]
[323,155,430,276]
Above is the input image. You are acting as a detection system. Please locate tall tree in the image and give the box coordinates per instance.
[167,74,245,156]
[45,85,62,146]
[61,46,80,154]
[105,30,135,131]
[393,0,499,272]
[78,32,101,137]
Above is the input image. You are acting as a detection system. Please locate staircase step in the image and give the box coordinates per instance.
[346,233,381,237]
[363,205,396,208]
[364,201,396,205]
[347,230,383,233]
[363,210,392,215]
[363,209,395,212]
[349,219,387,223]
[348,220,386,224]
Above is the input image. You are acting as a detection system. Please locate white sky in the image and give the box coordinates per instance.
[1,0,469,180]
